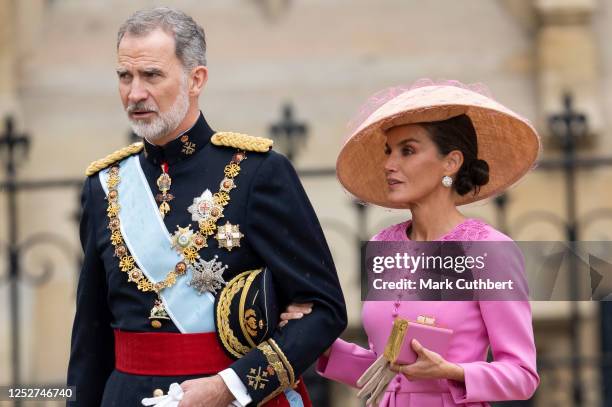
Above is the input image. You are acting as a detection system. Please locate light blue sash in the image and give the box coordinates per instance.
[285,389,304,407]
[99,155,215,333]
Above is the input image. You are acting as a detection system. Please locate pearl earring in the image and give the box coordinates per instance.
[442,176,453,188]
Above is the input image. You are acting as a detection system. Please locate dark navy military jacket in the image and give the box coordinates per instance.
[67,113,347,406]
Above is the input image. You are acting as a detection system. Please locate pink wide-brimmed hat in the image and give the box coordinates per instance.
[336,81,541,208]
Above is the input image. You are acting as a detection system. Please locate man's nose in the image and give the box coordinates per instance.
[128,79,148,104]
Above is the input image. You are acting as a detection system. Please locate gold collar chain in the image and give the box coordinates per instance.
[105,150,246,327]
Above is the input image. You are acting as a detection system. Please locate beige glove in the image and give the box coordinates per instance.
[357,354,387,390]
[356,355,396,407]
[356,318,409,407]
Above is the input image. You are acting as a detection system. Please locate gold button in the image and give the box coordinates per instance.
[151,320,162,329]
[153,389,164,397]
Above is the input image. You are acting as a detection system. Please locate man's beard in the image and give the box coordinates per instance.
[126,79,190,142]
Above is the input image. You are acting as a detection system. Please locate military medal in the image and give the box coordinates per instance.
[149,298,171,329]
[188,255,228,295]
[188,189,224,224]
[215,222,243,251]
[171,225,207,252]
[155,162,173,218]
[188,151,247,240]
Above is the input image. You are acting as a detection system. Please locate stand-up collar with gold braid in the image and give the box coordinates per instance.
[143,112,214,166]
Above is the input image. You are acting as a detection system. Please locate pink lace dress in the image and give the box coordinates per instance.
[317,218,539,407]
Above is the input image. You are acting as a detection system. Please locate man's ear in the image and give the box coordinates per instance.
[188,66,208,97]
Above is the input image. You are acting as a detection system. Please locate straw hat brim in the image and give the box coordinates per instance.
[336,86,541,208]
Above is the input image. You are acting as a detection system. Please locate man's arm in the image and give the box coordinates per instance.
[67,177,115,406]
[230,151,348,404]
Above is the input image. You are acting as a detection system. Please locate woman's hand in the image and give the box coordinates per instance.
[279,302,313,327]
[390,339,464,382]
[278,303,332,357]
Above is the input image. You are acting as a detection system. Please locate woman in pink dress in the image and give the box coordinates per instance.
[284,81,541,406]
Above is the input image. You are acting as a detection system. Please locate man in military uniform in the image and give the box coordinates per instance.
[67,7,347,407]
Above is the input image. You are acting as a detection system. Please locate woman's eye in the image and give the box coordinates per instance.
[402,148,413,155]
[383,148,391,155]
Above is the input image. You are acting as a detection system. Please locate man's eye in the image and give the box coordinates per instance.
[145,72,159,78]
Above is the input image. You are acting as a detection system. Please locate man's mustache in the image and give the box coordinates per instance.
[126,102,159,113]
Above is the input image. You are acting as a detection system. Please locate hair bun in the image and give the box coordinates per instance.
[469,159,489,187]
[455,158,490,196]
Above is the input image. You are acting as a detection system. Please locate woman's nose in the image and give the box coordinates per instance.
[384,157,397,174]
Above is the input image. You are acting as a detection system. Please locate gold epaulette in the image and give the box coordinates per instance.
[211,132,273,153]
[85,142,144,176]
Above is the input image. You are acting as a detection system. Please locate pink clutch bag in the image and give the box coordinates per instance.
[384,316,453,365]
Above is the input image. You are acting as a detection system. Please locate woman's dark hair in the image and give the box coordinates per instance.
[420,114,489,196]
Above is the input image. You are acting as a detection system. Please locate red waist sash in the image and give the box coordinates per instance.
[114,329,233,376]
[113,329,312,407]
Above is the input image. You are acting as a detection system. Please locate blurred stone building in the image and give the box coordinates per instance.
[1,0,612,406]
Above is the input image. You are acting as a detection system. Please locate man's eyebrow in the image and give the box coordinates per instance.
[116,67,128,75]
[141,67,165,75]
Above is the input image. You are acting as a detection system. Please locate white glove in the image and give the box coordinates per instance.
[141,383,183,407]
[141,383,242,407]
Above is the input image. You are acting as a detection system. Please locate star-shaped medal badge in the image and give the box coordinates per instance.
[171,225,194,250]
[188,189,224,224]
[187,255,228,295]
[171,225,207,255]
[215,222,244,251]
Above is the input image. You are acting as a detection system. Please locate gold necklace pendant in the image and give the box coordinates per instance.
[149,297,171,329]
[156,162,173,218]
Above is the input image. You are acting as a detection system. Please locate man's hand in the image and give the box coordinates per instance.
[179,375,234,407]
[279,302,313,327]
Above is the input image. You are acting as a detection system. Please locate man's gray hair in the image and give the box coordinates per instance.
[117,7,207,70]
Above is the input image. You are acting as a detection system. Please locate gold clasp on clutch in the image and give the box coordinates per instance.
[383,318,408,363]
[416,315,436,326]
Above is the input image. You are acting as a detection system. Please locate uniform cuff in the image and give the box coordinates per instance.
[219,368,253,407]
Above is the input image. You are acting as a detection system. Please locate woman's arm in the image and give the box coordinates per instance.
[316,338,378,388]
[447,300,540,403]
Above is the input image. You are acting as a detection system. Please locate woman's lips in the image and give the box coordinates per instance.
[387,179,403,188]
